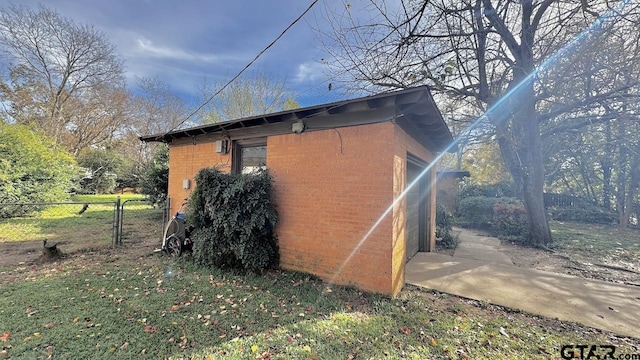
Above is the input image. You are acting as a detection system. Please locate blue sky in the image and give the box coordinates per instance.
[5,0,355,107]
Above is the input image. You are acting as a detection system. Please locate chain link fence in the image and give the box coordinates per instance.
[0,198,169,267]
[118,198,169,247]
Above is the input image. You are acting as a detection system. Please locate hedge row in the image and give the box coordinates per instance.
[456,196,529,240]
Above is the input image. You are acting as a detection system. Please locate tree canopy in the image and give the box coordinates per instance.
[0,4,126,155]
[319,0,640,243]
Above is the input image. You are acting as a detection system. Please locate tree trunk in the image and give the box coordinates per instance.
[616,116,628,231]
[495,123,524,198]
[490,0,552,246]
[602,120,613,210]
[515,81,553,246]
[623,149,640,232]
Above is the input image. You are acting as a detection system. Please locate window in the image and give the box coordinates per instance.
[233,139,267,174]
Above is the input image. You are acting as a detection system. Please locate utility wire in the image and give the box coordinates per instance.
[164,0,320,135]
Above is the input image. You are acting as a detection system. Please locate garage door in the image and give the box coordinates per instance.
[406,161,421,261]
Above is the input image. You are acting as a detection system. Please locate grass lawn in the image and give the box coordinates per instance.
[550,220,640,267]
[0,194,163,263]
[0,252,637,359]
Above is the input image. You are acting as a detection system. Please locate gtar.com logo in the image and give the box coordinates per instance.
[560,345,616,359]
[561,345,640,360]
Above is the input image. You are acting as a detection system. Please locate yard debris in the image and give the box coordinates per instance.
[499,327,509,337]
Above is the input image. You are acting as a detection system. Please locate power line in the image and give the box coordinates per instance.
[164,0,320,135]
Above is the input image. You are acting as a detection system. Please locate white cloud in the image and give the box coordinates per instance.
[135,36,222,63]
[294,61,326,83]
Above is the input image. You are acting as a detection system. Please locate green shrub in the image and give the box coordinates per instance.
[456,196,529,240]
[458,180,515,199]
[76,148,123,194]
[0,122,75,217]
[188,167,278,271]
[549,206,617,225]
[435,203,457,249]
[436,232,458,249]
[436,203,452,235]
[493,198,529,238]
[456,196,500,229]
[141,144,168,204]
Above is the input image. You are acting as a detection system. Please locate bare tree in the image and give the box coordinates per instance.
[318,0,640,245]
[126,77,190,166]
[62,85,130,156]
[0,4,125,148]
[131,77,189,136]
[198,70,299,123]
[540,18,640,229]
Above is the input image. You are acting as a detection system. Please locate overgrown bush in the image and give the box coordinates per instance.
[189,167,278,271]
[436,203,457,249]
[456,196,500,229]
[548,206,617,225]
[0,122,75,217]
[493,198,529,238]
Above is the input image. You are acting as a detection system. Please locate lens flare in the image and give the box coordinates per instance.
[329,0,632,284]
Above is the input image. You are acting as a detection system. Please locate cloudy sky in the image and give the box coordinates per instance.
[5,0,357,107]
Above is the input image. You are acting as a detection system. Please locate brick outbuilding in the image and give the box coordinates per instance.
[141,86,453,296]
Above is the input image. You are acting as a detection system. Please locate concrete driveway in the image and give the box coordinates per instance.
[405,229,640,339]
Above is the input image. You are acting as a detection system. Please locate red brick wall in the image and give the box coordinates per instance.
[268,123,396,295]
[165,121,436,296]
[168,138,231,214]
[391,124,435,295]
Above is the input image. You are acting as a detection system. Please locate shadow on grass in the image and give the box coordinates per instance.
[1,256,625,359]
[0,204,163,265]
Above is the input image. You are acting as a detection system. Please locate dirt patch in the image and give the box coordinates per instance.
[501,241,640,285]
[0,240,43,266]
[0,234,162,287]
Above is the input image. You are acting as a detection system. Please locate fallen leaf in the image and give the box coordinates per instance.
[499,327,508,337]
[456,349,469,359]
[120,342,129,350]
[171,305,180,311]
[43,322,55,328]
[252,344,258,353]
[0,332,9,342]
[430,337,437,346]
[144,325,156,333]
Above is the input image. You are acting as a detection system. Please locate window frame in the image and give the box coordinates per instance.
[232,138,267,174]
